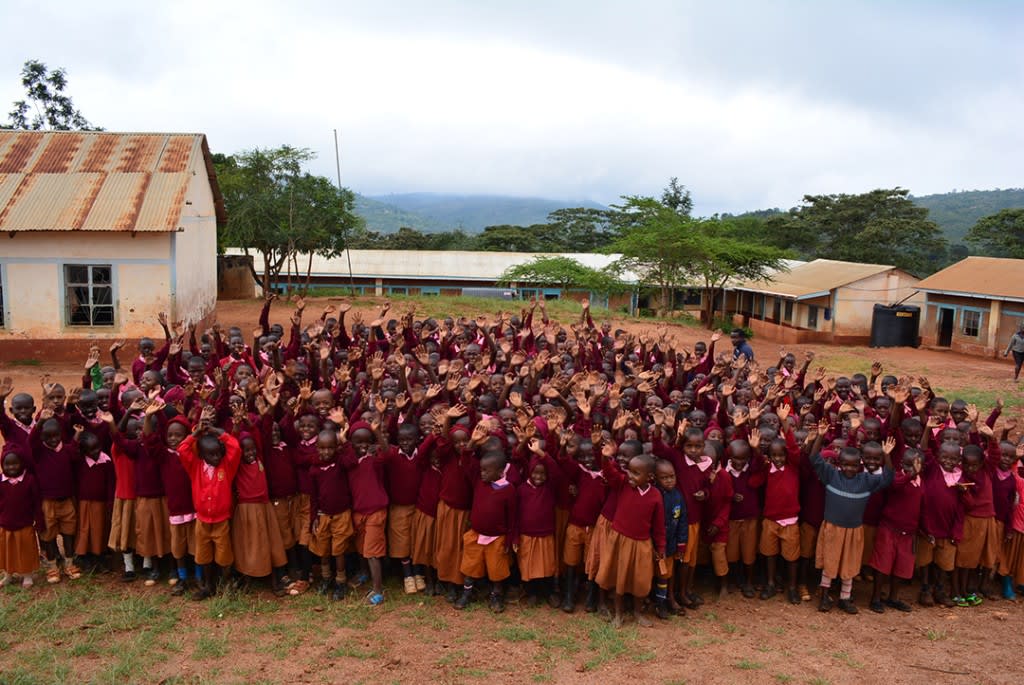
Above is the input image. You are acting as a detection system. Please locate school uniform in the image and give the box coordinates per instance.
[652,434,713,568]
[0,471,45,574]
[116,433,171,558]
[515,456,560,582]
[177,433,242,567]
[232,458,287,577]
[560,459,606,573]
[73,452,115,556]
[1000,472,1024,585]
[158,441,196,561]
[957,466,999,570]
[460,476,516,582]
[411,461,442,568]
[868,470,922,579]
[657,485,688,578]
[596,459,665,597]
[811,453,892,581]
[754,444,802,562]
[725,460,761,567]
[798,451,828,560]
[434,438,473,584]
[260,414,298,551]
[380,437,431,559]
[705,467,734,577]
[280,416,318,549]
[309,451,353,559]
[28,427,78,543]
[108,438,137,552]
[916,456,965,572]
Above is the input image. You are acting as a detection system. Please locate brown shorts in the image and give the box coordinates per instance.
[460,530,510,581]
[108,497,135,552]
[710,542,728,577]
[956,515,1000,569]
[760,519,800,562]
[726,519,759,565]
[41,498,77,542]
[194,520,233,567]
[310,510,354,558]
[271,497,296,550]
[170,519,196,559]
[862,524,877,566]
[682,523,701,567]
[354,509,387,559]
[915,535,956,572]
[387,504,416,559]
[799,522,820,559]
[563,523,592,569]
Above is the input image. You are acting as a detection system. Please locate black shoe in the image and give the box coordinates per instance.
[655,600,671,620]
[760,584,777,600]
[818,591,834,613]
[584,581,599,613]
[446,583,459,604]
[170,580,187,597]
[562,589,576,613]
[786,588,801,605]
[688,592,704,607]
[885,598,912,612]
[837,599,858,614]
[868,599,885,614]
[331,581,347,601]
[489,592,505,613]
[317,578,332,596]
[122,570,137,583]
[741,583,756,599]
[454,588,472,610]
[192,586,214,601]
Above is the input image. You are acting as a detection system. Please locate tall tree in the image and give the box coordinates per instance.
[4,59,100,131]
[769,188,947,274]
[660,177,693,217]
[964,208,1024,258]
[216,146,361,294]
[498,256,624,295]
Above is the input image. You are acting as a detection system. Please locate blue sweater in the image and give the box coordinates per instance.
[811,453,893,529]
[658,486,689,552]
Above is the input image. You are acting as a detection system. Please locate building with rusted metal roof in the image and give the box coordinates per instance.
[914,256,1024,357]
[0,130,224,354]
[724,259,923,344]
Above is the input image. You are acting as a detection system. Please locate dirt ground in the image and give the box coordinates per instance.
[2,295,1023,685]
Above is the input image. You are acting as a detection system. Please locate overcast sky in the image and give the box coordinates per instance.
[1,1,1021,214]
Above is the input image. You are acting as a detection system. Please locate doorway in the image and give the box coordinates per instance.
[937,308,954,347]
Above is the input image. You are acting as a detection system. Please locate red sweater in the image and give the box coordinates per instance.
[114,433,164,498]
[652,435,710,523]
[563,459,607,528]
[235,459,271,504]
[310,456,352,517]
[74,454,115,503]
[28,428,77,500]
[757,453,802,523]
[516,458,558,540]
[919,457,965,541]
[468,478,517,539]
[961,466,995,518]
[340,445,389,515]
[703,468,733,543]
[158,445,195,517]
[0,411,33,455]
[0,473,45,531]
[415,464,442,517]
[879,470,923,534]
[380,439,430,507]
[111,442,136,500]
[436,438,473,510]
[602,459,666,555]
[176,433,241,524]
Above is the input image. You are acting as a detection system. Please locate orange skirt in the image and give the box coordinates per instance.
[388,504,416,559]
[270,497,296,550]
[75,500,109,556]
[410,509,436,567]
[108,497,135,552]
[595,529,655,597]
[134,496,171,558]
[554,507,570,570]
[815,522,864,581]
[585,515,613,580]
[434,501,469,583]
[518,534,556,581]
[1000,529,1024,585]
[0,526,39,575]
[232,502,287,577]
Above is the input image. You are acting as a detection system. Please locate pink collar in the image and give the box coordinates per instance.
[686,455,714,472]
[636,484,651,496]
[86,452,112,467]
[769,463,785,474]
[996,468,1013,481]
[942,467,963,488]
[11,418,34,434]
[1,472,25,484]
[726,462,748,478]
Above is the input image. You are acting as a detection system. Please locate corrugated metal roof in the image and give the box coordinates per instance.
[731,259,900,300]
[916,256,1024,302]
[0,131,226,232]
[228,248,642,283]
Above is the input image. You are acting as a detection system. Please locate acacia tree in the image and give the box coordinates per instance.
[497,256,625,297]
[4,59,100,131]
[965,208,1024,258]
[216,146,361,294]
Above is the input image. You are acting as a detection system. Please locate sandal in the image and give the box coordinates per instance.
[798,584,812,602]
[64,561,83,580]
[366,591,385,606]
[46,565,61,584]
[287,579,310,596]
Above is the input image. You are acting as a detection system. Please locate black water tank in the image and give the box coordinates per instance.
[870,304,920,347]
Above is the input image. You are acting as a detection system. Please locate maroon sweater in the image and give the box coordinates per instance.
[310,456,352,517]
[0,411,33,455]
[340,445,389,515]
[467,478,517,539]
[919,457,965,542]
[0,473,45,531]
[798,449,828,529]
[436,438,473,510]
[752,442,802,523]
[280,416,317,496]
[157,445,195,517]
[74,455,115,503]
[562,459,607,528]
[961,466,995,519]
[28,428,77,500]
[112,433,164,498]
[516,455,560,539]
[652,435,711,523]
[727,463,762,521]
[878,470,923,535]
[380,441,429,507]
[602,458,667,555]
[415,464,442,517]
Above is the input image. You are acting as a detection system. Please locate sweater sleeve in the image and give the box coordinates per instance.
[651,491,667,556]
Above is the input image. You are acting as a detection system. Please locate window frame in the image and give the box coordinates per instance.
[784,300,793,322]
[63,263,116,328]
[961,309,981,338]
[807,305,819,329]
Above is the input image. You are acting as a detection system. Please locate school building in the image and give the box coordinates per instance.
[227,249,639,312]
[723,259,923,344]
[0,130,225,358]
[914,256,1024,357]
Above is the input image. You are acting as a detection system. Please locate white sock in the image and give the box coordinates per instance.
[123,553,135,573]
[142,556,153,570]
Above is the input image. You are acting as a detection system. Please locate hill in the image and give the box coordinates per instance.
[353,195,451,234]
[367,192,607,233]
[911,188,1024,244]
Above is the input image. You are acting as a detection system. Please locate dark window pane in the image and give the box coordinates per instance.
[66,265,88,284]
[92,267,111,284]
[68,304,91,325]
[93,286,112,305]
[92,306,114,326]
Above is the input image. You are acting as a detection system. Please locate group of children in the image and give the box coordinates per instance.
[1,295,1023,628]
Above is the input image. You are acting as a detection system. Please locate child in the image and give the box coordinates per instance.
[379,423,427,594]
[1001,444,1024,597]
[653,459,687,619]
[435,413,475,602]
[705,442,734,600]
[955,443,999,605]
[916,441,966,607]
[996,441,1023,599]
[123,399,173,585]
[596,449,665,628]
[411,443,443,596]
[176,407,242,600]
[0,450,45,588]
[72,430,115,572]
[867,446,923,613]
[559,438,606,613]
[456,450,517,613]
[515,440,560,607]
[751,422,803,604]
[812,426,893,614]
[232,432,288,592]
[155,414,199,595]
[339,419,390,606]
[30,411,81,582]
[308,428,354,601]
[109,402,142,581]
[0,378,36,456]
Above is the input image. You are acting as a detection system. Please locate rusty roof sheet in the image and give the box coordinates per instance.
[731,259,900,300]
[0,131,226,232]
[915,257,1024,302]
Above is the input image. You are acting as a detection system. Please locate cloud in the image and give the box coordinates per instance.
[0,0,1020,215]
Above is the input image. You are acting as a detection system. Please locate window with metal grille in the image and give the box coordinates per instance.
[65,265,114,326]
[961,310,981,337]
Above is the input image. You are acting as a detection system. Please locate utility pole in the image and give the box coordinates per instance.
[334,128,355,294]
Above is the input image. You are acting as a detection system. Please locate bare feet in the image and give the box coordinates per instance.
[636,613,653,628]
[611,613,624,629]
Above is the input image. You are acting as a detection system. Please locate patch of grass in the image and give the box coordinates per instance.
[538,632,580,653]
[497,624,539,642]
[767,626,785,635]
[331,642,384,660]
[437,649,468,667]
[454,667,492,678]
[774,675,794,683]
[702,610,718,621]
[735,659,764,670]
[924,628,948,641]
[687,636,725,648]
[532,675,553,683]
[6,358,42,366]
[632,650,657,663]
[807,679,831,685]
[723,622,738,634]
[583,623,633,670]
[193,632,229,660]
[831,651,864,669]
[203,588,281,619]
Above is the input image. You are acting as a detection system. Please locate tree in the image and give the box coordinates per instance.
[660,177,693,217]
[4,59,100,131]
[767,188,947,275]
[216,146,362,294]
[497,256,625,295]
[964,208,1024,258]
